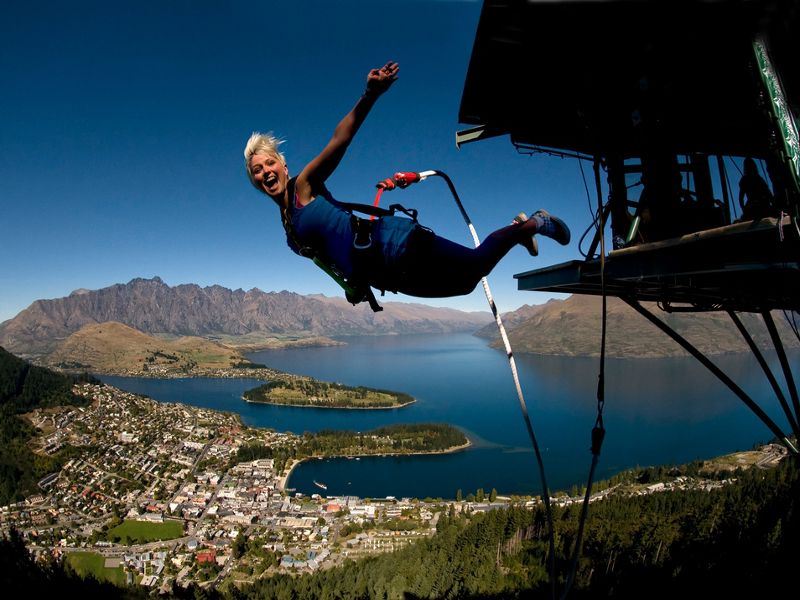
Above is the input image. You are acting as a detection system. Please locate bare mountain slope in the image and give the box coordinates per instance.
[475,295,798,358]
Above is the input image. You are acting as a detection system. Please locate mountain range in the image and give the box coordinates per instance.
[3,277,797,361]
[0,277,491,357]
[475,294,799,358]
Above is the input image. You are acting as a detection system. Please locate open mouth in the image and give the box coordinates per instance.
[264,174,278,189]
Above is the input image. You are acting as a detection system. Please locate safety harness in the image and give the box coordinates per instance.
[280,177,420,312]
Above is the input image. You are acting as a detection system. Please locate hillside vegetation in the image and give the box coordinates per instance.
[234,457,799,599]
[0,347,93,505]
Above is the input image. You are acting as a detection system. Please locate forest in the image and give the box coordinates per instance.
[0,347,94,505]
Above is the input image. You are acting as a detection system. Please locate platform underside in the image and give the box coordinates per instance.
[515,217,799,312]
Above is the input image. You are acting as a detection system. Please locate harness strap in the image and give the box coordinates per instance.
[281,177,395,312]
[329,197,395,219]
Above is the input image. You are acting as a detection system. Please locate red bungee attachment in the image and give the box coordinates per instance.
[374,171,421,192]
[370,187,386,220]
[373,172,418,219]
[371,171,422,220]
[393,171,421,188]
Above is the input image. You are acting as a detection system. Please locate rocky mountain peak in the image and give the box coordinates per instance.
[0,278,491,357]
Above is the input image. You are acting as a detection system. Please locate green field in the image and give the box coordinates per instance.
[107,519,184,544]
[65,551,127,586]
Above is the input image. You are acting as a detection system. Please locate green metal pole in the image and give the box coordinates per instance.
[753,37,800,198]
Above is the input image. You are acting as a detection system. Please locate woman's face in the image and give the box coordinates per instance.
[250,153,289,199]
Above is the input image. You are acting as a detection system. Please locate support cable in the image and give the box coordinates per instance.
[561,157,607,599]
[577,157,601,259]
[721,156,736,222]
[623,298,798,454]
[578,209,602,259]
[762,311,800,427]
[578,158,597,221]
[728,311,800,438]
[784,310,800,343]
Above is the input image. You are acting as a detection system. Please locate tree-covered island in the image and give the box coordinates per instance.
[242,378,415,409]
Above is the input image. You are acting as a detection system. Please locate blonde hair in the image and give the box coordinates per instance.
[243,132,286,190]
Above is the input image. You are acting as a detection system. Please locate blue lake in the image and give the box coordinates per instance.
[101,333,795,499]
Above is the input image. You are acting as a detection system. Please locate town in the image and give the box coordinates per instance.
[0,382,787,593]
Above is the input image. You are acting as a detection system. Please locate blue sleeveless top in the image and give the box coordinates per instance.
[288,189,416,280]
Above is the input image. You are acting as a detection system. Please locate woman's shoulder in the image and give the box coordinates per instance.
[294,173,336,205]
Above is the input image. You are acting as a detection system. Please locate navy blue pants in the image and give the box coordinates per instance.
[377,225,520,298]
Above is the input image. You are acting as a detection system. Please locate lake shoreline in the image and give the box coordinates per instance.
[100,333,790,498]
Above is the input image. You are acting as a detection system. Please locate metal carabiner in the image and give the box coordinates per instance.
[353,232,372,250]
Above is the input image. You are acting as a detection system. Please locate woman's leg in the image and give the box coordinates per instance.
[393,217,561,297]
[394,233,495,297]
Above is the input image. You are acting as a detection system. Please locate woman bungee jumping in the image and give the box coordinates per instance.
[244,61,570,310]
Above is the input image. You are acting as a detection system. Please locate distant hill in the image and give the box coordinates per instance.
[0,347,92,504]
[46,321,253,373]
[0,277,492,358]
[475,295,799,358]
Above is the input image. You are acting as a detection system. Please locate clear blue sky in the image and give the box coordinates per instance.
[1,0,595,323]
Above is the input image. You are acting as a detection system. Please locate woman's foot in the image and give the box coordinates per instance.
[530,209,571,245]
[513,212,538,256]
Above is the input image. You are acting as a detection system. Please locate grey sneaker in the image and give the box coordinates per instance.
[513,212,539,256]
[531,210,570,245]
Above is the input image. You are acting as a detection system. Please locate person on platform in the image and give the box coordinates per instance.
[738,157,775,221]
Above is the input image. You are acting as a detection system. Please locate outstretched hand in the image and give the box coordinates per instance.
[366,61,399,97]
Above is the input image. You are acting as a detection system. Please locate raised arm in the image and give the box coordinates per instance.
[294,62,399,205]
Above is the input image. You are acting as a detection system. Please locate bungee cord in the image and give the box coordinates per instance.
[377,169,558,599]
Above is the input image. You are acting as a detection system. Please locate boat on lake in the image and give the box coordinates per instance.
[314,480,328,490]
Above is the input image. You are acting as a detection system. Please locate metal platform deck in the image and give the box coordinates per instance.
[515,216,799,312]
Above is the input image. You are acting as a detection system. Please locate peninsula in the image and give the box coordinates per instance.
[242,380,415,409]
[235,423,471,482]
[37,321,415,410]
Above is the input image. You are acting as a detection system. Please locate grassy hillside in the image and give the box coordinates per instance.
[46,321,254,373]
